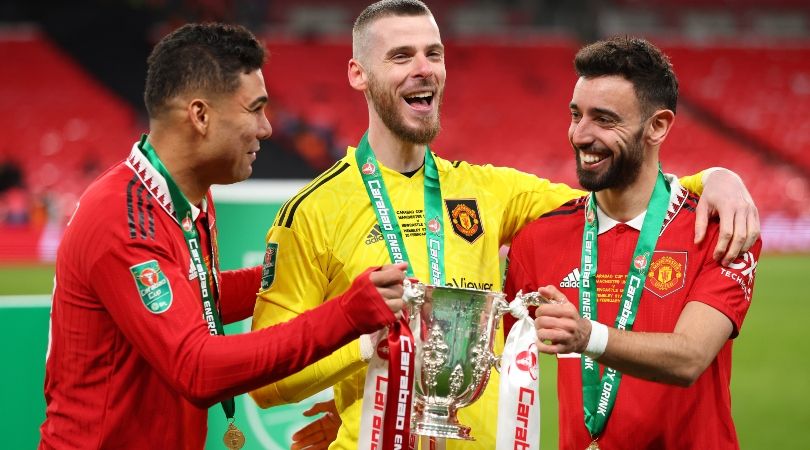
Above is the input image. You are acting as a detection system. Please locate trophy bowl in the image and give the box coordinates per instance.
[404,282,508,441]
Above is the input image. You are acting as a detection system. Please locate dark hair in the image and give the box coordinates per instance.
[574,36,678,115]
[144,23,265,117]
[352,0,433,59]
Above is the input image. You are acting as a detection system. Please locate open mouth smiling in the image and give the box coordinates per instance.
[579,151,610,167]
[403,91,434,111]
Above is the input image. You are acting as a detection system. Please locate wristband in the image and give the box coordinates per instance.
[359,333,375,362]
[583,320,609,359]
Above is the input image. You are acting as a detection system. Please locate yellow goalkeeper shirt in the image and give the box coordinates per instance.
[251,146,704,449]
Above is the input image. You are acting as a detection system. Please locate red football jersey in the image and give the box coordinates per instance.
[505,180,761,450]
[40,144,397,449]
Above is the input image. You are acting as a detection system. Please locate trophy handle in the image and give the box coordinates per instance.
[495,290,559,319]
[493,354,503,374]
[515,290,561,307]
[492,290,561,373]
[403,279,426,321]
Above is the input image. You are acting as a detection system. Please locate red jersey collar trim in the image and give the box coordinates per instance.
[125,142,205,223]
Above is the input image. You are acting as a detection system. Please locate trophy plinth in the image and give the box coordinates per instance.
[411,401,473,440]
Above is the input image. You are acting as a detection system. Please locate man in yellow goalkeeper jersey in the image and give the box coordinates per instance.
[250,1,759,449]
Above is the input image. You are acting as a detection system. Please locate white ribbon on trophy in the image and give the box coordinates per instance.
[358,327,390,450]
[496,294,541,450]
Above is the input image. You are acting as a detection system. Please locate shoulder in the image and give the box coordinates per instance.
[434,155,548,198]
[662,184,702,234]
[68,163,134,232]
[514,197,586,241]
[436,156,530,180]
[537,196,588,220]
[273,159,355,229]
[64,163,176,253]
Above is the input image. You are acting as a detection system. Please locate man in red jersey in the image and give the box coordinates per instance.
[504,37,761,450]
[39,23,409,450]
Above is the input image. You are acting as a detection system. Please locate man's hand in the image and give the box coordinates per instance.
[369,262,408,317]
[695,169,760,266]
[290,399,341,450]
[533,285,591,355]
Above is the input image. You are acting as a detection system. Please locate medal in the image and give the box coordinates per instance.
[586,440,600,450]
[223,422,245,449]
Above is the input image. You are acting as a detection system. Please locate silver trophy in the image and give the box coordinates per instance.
[402,281,550,441]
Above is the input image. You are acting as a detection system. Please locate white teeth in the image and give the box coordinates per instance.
[405,91,432,99]
[581,153,606,164]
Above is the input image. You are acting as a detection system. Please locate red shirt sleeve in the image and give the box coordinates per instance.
[688,228,762,338]
[503,231,540,334]
[219,265,262,324]
[91,237,395,408]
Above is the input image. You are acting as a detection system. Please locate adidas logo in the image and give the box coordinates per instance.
[365,224,384,245]
[188,259,198,280]
[559,268,580,288]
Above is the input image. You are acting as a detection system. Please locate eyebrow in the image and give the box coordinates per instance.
[248,96,268,109]
[385,43,444,58]
[426,43,444,53]
[570,102,621,120]
[385,45,415,58]
[591,107,620,119]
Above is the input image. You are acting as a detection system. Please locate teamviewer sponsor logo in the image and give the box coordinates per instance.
[559,268,581,288]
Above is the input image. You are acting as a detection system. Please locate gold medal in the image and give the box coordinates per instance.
[586,440,600,450]
[223,422,245,450]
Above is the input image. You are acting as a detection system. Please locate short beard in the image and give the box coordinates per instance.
[575,127,645,191]
[367,74,441,145]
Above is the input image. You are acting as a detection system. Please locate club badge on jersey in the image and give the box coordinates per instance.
[444,199,484,244]
[645,251,688,298]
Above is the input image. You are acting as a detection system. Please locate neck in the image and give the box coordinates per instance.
[366,122,426,173]
[147,127,208,206]
[594,160,660,223]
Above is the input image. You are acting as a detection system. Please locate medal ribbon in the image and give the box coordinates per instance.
[355,131,446,286]
[139,136,235,421]
[382,316,416,450]
[579,170,670,438]
[355,132,440,448]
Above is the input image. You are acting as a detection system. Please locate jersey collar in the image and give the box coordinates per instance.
[346,145,431,178]
[126,141,205,224]
[595,174,686,235]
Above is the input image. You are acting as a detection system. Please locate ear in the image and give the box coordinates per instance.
[645,109,675,147]
[348,58,368,92]
[188,98,210,136]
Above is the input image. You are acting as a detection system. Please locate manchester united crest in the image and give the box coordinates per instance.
[645,251,688,298]
[445,199,484,244]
